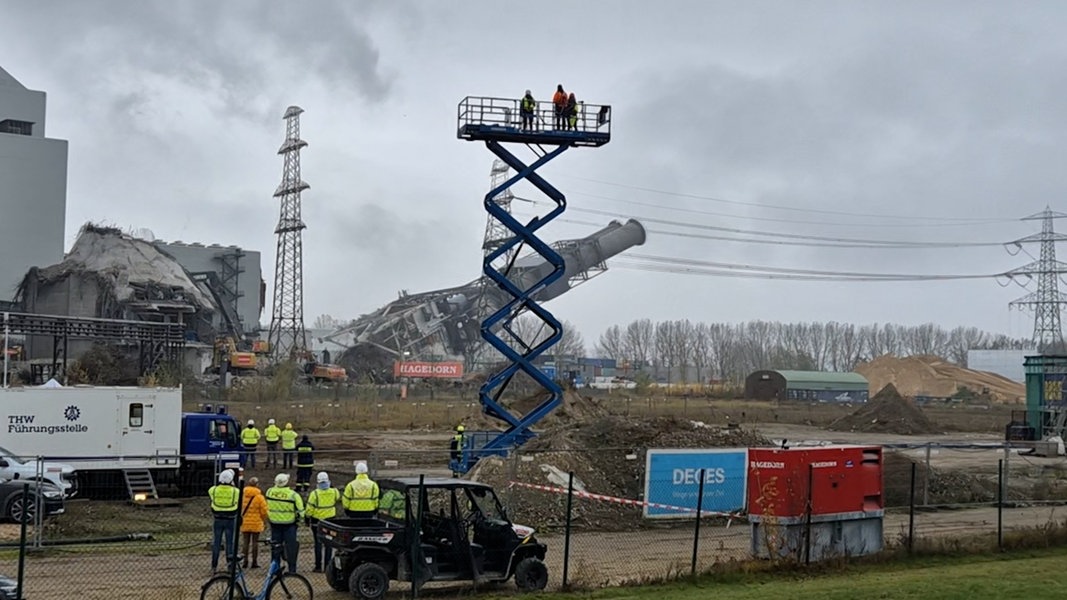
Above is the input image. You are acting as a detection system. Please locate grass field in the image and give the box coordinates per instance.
[573,548,1067,600]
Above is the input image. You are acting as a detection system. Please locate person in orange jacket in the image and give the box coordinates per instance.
[552,84,567,130]
[239,476,270,569]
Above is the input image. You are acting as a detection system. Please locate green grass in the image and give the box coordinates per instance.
[568,548,1067,600]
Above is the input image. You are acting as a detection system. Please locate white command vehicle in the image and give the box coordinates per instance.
[0,385,241,497]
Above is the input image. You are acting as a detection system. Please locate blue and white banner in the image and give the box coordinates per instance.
[643,448,748,519]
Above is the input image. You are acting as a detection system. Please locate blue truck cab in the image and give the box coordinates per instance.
[178,404,242,490]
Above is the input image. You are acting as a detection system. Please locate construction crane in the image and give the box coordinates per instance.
[449,94,613,473]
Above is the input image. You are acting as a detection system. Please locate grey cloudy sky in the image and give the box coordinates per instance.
[3,1,1064,343]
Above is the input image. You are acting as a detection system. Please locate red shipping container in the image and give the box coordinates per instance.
[748,446,883,520]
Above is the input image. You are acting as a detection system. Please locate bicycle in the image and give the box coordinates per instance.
[200,541,313,600]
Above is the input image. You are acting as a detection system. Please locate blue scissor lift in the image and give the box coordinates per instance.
[451,96,612,474]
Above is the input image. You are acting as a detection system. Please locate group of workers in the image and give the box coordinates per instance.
[207,459,388,575]
[519,84,582,132]
[239,418,301,470]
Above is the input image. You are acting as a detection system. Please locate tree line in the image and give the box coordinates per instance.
[593,320,1030,384]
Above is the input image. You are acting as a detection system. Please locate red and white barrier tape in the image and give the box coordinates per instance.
[508,480,744,526]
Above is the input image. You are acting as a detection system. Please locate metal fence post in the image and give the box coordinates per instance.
[997,459,1004,551]
[16,482,28,600]
[923,443,931,506]
[908,462,916,554]
[412,474,425,600]
[562,472,574,589]
[691,468,706,576]
[804,464,813,565]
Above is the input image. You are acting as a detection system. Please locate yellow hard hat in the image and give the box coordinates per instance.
[456,424,465,432]
[285,423,293,429]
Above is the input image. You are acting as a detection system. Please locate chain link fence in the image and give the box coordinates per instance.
[2,442,1067,598]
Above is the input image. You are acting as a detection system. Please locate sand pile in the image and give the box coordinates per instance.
[469,414,770,530]
[829,384,941,435]
[855,354,1024,404]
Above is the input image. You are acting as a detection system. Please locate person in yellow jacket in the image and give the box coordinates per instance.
[241,419,261,468]
[280,423,298,469]
[208,469,240,573]
[305,471,340,572]
[342,461,380,518]
[264,418,282,468]
[239,476,269,569]
[266,473,304,573]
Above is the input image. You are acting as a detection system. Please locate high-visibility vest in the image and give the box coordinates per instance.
[265,486,304,524]
[342,475,380,512]
[296,440,314,467]
[521,96,535,112]
[208,484,240,517]
[264,424,282,443]
[281,429,298,450]
[306,487,340,520]
[379,489,405,519]
[241,427,260,446]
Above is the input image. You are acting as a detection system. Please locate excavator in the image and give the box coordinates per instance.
[209,337,266,374]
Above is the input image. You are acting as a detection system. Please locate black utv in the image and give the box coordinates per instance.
[318,477,549,599]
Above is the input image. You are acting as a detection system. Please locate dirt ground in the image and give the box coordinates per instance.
[3,503,1064,599]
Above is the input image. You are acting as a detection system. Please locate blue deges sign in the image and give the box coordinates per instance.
[643,448,749,519]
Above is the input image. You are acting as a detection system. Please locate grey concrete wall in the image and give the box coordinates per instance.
[153,242,263,335]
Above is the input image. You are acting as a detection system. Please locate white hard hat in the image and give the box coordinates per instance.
[317,471,329,483]
[247,419,255,426]
[275,473,290,486]
[268,418,275,424]
[219,469,235,484]
[354,461,368,474]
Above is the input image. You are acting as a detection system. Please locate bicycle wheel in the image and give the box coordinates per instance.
[200,575,246,600]
[266,572,313,600]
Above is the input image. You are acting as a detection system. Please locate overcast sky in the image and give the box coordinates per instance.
[3,1,1065,345]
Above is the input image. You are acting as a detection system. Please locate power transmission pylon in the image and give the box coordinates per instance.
[1007,206,1067,352]
[267,106,310,362]
[466,160,519,370]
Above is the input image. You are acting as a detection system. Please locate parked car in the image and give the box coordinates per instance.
[0,445,76,497]
[0,477,65,523]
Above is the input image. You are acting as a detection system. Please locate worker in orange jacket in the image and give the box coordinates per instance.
[552,84,567,130]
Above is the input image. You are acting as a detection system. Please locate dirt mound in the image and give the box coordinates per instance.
[855,354,1024,404]
[469,415,770,530]
[829,383,941,435]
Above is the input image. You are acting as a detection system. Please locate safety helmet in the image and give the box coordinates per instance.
[317,471,329,483]
[275,473,290,486]
[525,89,532,96]
[285,423,293,429]
[354,461,368,474]
[268,418,275,425]
[218,469,235,484]
[247,419,255,426]
[456,424,465,433]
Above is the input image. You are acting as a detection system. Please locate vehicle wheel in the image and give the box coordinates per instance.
[266,572,313,600]
[348,563,389,600]
[201,575,244,600]
[7,492,39,524]
[325,561,349,592]
[514,557,548,592]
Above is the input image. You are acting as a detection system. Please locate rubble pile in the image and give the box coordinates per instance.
[829,384,941,435]
[470,413,770,530]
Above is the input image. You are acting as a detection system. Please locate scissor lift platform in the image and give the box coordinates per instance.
[457,96,611,147]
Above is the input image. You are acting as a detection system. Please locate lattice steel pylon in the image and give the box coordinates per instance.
[267,106,310,362]
[1007,206,1067,352]
[453,95,612,473]
[466,159,520,370]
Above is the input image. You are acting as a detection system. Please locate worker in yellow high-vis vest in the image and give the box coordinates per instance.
[342,461,380,518]
[281,422,298,469]
[207,469,240,573]
[241,419,261,468]
[264,418,282,468]
[266,473,304,573]
[305,471,340,572]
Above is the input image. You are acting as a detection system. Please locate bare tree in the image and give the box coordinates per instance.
[623,319,654,370]
[595,324,625,360]
[313,314,342,330]
[692,322,711,383]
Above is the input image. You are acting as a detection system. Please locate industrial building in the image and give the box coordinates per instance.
[745,369,869,402]
[152,240,264,337]
[0,65,67,300]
